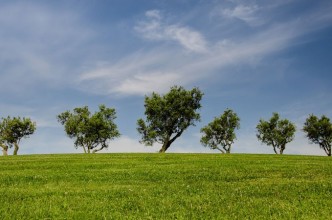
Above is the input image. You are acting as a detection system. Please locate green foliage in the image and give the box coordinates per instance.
[0,116,36,155]
[303,114,332,156]
[256,113,296,154]
[57,105,120,153]
[0,154,331,219]
[200,109,240,153]
[137,86,203,152]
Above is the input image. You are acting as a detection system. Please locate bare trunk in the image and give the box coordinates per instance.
[13,143,19,155]
[159,141,171,153]
[159,130,184,153]
[92,145,106,153]
[323,144,331,156]
[273,146,278,154]
[82,145,87,153]
[3,149,8,156]
[280,144,285,155]
[218,148,225,153]
[225,145,231,154]
[1,144,8,156]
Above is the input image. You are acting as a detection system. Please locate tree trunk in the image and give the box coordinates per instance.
[92,145,106,153]
[273,146,278,154]
[280,144,285,155]
[328,147,331,157]
[225,145,231,154]
[218,148,225,153]
[159,141,171,153]
[1,144,8,156]
[13,143,19,155]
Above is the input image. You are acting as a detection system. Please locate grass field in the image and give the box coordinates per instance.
[0,153,331,219]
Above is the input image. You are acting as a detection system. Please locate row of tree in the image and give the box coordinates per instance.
[0,86,331,156]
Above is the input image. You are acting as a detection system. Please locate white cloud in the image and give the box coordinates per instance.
[79,9,332,97]
[0,2,94,95]
[222,4,262,26]
[135,10,207,53]
[145,9,162,20]
[75,3,332,99]
[113,72,181,95]
[165,25,208,53]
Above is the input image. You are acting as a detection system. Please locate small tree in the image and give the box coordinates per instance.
[256,113,296,155]
[0,116,36,155]
[137,86,203,153]
[200,109,240,153]
[57,105,120,153]
[303,114,332,156]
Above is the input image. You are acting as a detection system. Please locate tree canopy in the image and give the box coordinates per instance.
[303,114,332,156]
[200,109,240,153]
[0,116,36,155]
[137,86,203,153]
[57,105,120,153]
[256,113,296,155]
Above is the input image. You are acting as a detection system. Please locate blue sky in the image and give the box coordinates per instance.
[1,0,331,155]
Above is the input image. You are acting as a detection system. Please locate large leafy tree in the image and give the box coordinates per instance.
[57,105,120,153]
[200,109,240,153]
[303,114,332,156]
[137,86,203,153]
[256,113,296,155]
[0,116,36,155]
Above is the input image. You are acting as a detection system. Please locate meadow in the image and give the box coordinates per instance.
[0,153,331,219]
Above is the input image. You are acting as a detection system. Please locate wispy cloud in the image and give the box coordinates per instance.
[135,10,208,53]
[0,2,94,95]
[221,4,262,26]
[79,3,332,97]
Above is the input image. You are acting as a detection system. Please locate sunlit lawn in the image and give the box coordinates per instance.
[0,153,331,219]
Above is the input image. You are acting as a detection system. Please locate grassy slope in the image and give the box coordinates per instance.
[0,153,331,219]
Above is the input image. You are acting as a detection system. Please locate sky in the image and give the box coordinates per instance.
[0,0,332,155]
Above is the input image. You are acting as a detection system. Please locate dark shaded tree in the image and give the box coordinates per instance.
[0,116,36,155]
[303,114,332,156]
[256,113,296,155]
[137,86,203,153]
[200,109,240,153]
[57,105,120,153]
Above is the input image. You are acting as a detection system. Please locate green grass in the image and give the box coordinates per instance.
[0,153,331,219]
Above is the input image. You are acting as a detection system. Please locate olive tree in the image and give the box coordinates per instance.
[137,86,203,153]
[256,113,296,155]
[57,105,120,153]
[303,114,332,156]
[0,116,36,155]
[200,109,240,153]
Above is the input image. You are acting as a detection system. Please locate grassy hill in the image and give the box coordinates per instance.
[0,153,331,219]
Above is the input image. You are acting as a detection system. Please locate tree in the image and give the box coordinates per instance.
[256,113,296,155]
[303,114,332,156]
[200,109,240,153]
[57,105,120,153]
[0,116,36,155]
[137,86,203,153]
